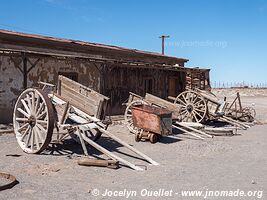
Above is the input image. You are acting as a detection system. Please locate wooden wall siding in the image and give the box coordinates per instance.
[102,66,186,115]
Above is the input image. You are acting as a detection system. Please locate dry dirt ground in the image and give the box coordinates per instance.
[0,94,267,200]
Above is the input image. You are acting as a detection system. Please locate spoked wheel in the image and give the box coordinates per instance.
[124,100,148,134]
[13,88,55,154]
[240,107,256,122]
[175,91,207,123]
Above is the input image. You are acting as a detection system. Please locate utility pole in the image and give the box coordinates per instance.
[159,35,170,55]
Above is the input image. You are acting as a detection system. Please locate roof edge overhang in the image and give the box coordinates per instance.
[0,29,189,65]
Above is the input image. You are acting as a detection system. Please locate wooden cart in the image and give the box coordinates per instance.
[131,104,172,143]
[13,76,159,171]
[124,90,253,140]
[124,92,213,140]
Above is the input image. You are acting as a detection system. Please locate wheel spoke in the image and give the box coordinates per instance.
[180,109,187,116]
[21,125,30,140]
[183,94,190,103]
[26,94,32,112]
[195,104,206,109]
[195,108,205,113]
[36,111,47,120]
[34,127,41,150]
[194,110,203,119]
[17,108,30,118]
[35,126,44,143]
[25,127,32,147]
[188,93,194,103]
[191,111,198,122]
[36,119,48,125]
[36,123,47,133]
[31,127,35,150]
[18,123,29,132]
[193,97,202,105]
[31,92,35,114]
[36,102,45,117]
[16,118,28,122]
[21,99,31,115]
[191,95,198,104]
[177,98,186,106]
[35,93,40,113]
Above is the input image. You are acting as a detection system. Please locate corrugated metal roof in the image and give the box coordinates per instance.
[0,29,188,64]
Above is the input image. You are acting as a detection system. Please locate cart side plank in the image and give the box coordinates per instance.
[57,75,109,119]
[145,93,181,117]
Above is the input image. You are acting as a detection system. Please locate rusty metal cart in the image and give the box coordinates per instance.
[131,104,172,143]
[13,76,159,171]
[124,92,213,140]
[124,90,253,139]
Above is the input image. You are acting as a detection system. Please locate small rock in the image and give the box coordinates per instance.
[23,189,36,194]
[52,168,61,172]
[251,180,256,184]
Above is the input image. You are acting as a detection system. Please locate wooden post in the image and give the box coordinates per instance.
[23,54,28,89]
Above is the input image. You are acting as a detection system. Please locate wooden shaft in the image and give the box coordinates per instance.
[237,92,242,110]
[176,122,213,138]
[222,116,250,129]
[77,131,89,156]
[60,102,70,124]
[76,112,159,166]
[81,133,144,171]
[172,124,204,140]
[78,158,118,169]
[96,126,159,166]
[167,96,176,101]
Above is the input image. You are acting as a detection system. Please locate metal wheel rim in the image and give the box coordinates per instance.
[124,100,148,134]
[0,173,18,191]
[13,88,54,154]
[175,91,207,123]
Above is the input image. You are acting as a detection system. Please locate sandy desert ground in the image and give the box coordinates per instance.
[0,92,266,200]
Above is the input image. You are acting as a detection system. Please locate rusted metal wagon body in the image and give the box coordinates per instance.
[13,76,159,170]
[124,92,213,140]
[131,104,172,143]
[124,91,207,131]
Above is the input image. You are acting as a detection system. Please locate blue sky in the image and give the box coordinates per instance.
[0,0,266,85]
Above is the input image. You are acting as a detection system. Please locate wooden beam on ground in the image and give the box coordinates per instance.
[95,126,159,166]
[80,133,144,171]
[172,124,204,140]
[175,122,213,138]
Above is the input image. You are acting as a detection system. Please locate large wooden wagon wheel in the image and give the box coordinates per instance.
[175,90,207,123]
[124,100,148,134]
[13,88,55,154]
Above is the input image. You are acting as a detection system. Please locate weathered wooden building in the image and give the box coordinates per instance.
[0,29,210,123]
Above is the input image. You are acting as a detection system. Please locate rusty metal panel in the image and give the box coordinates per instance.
[131,105,172,135]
